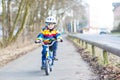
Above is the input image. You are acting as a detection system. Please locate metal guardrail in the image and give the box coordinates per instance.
[68,35,120,65]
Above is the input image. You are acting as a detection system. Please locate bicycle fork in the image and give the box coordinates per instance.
[45,47,53,75]
[46,47,53,66]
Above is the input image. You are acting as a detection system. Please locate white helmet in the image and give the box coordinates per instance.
[45,16,57,24]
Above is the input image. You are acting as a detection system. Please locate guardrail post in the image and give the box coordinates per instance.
[77,39,79,44]
[82,40,84,47]
[78,39,81,46]
[92,45,95,56]
[85,42,88,49]
[103,50,108,65]
[76,38,80,46]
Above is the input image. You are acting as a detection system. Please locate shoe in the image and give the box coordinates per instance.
[41,66,45,70]
[53,57,58,61]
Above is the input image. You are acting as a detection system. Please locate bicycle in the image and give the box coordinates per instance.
[35,40,57,75]
[42,41,56,75]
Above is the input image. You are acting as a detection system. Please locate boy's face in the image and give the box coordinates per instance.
[48,23,55,30]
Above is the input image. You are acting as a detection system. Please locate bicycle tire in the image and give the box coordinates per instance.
[50,67,52,72]
[45,60,50,75]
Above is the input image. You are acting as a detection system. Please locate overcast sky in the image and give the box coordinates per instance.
[86,0,120,29]
[0,0,120,29]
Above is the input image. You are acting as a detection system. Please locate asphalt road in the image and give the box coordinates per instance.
[0,35,97,80]
[73,34,120,49]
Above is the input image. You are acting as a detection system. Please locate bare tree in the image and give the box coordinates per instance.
[1,0,87,47]
[1,0,6,47]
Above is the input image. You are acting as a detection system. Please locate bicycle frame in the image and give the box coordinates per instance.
[41,41,56,75]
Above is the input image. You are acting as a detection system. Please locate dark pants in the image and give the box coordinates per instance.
[41,42,58,66]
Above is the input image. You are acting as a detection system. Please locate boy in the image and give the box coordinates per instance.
[35,16,62,69]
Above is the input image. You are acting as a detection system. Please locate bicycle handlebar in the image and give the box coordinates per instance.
[35,39,63,46]
[35,40,57,46]
[41,40,57,47]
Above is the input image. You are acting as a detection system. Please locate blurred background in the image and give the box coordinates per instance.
[0,0,120,47]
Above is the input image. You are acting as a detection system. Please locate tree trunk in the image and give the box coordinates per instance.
[12,0,32,42]
[1,0,6,47]
[7,0,24,44]
[7,0,12,37]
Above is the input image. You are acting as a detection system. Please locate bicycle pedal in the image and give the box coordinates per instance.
[54,58,58,61]
[41,66,45,70]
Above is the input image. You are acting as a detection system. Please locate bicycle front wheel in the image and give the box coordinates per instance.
[45,60,50,75]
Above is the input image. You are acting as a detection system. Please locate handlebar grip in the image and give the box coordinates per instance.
[60,39,63,42]
[35,40,41,43]
[35,41,38,43]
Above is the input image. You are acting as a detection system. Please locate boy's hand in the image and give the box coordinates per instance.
[57,38,63,42]
[35,39,42,43]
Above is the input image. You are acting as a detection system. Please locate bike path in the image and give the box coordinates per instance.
[0,35,97,80]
